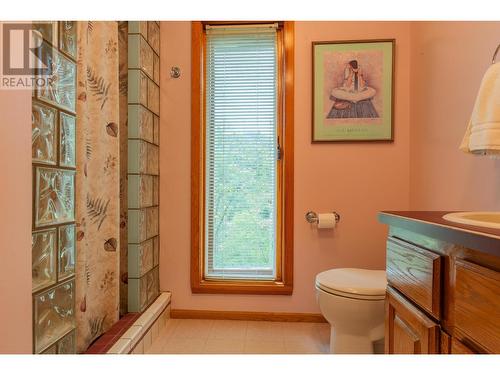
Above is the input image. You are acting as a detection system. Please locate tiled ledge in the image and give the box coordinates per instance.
[85,292,171,354]
[85,313,141,353]
[109,292,171,354]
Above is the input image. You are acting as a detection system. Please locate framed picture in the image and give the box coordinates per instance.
[312,39,395,142]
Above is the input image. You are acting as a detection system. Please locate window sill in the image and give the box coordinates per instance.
[191,279,293,295]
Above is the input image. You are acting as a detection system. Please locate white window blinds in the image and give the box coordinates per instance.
[205,24,278,280]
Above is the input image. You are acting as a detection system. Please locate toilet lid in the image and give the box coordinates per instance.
[316,268,387,297]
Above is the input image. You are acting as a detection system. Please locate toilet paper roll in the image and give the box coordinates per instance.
[317,213,336,229]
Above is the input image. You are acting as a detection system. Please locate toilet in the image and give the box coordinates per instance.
[315,268,387,354]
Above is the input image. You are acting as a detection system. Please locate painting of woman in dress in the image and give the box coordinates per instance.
[327,59,379,119]
[313,39,394,142]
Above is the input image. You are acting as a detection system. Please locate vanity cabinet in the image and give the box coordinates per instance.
[385,286,439,354]
[379,211,500,355]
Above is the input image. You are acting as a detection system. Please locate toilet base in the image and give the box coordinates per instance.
[330,327,375,354]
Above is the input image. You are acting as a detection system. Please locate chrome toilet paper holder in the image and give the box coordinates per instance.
[305,211,340,224]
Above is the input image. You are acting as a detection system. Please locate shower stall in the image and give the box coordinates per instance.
[30,21,161,354]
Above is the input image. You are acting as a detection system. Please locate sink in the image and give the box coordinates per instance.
[442,212,500,229]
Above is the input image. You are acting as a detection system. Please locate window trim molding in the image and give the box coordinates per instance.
[190,21,294,295]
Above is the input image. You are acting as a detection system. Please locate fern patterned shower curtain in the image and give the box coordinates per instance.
[75,21,120,352]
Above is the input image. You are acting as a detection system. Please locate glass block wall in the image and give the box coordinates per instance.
[127,21,160,312]
[32,21,77,354]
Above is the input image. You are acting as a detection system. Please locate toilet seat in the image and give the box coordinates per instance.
[315,268,387,301]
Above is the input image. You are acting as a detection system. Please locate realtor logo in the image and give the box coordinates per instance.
[1,22,54,89]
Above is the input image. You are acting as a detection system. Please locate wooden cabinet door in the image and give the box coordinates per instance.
[385,286,440,354]
[452,259,500,353]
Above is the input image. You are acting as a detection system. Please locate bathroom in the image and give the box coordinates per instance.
[0,0,500,371]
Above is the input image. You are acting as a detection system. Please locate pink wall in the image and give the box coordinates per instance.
[159,21,411,313]
[409,22,500,210]
[0,88,32,352]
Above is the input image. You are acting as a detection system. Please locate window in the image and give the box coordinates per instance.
[191,22,294,294]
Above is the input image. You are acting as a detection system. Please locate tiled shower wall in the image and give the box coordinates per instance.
[32,21,77,354]
[127,21,160,312]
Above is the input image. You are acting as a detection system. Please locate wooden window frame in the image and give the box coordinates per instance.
[191,21,294,295]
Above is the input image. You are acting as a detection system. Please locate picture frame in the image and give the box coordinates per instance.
[312,39,395,142]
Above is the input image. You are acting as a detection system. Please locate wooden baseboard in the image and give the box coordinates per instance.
[170,309,327,323]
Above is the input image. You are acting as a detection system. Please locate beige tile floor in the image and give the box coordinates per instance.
[146,319,331,354]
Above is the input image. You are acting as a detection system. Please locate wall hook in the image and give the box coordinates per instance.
[492,44,500,64]
[170,66,181,78]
